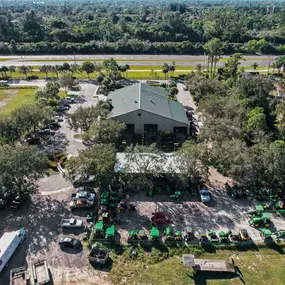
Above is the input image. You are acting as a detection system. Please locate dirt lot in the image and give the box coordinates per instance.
[1,170,285,285]
[117,168,285,242]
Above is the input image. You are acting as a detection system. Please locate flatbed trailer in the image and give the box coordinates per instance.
[32,260,50,285]
[10,266,30,285]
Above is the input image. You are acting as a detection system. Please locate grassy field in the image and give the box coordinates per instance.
[0,88,37,114]
[0,89,11,103]
[24,58,206,63]
[108,245,285,285]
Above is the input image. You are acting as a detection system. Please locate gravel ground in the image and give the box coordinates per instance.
[117,168,285,243]
[0,190,112,285]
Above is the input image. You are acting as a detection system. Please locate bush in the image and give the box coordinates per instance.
[26,75,39,80]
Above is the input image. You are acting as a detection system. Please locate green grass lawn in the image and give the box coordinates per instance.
[0,88,37,114]
[130,65,195,71]
[108,246,285,285]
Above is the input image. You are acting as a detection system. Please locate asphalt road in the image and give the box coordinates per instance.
[0,54,276,67]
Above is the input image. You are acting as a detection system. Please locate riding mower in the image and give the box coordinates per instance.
[260,228,272,241]
[175,230,182,241]
[218,230,232,243]
[207,231,219,243]
[249,213,271,228]
[272,230,285,242]
[127,230,138,243]
[183,227,195,242]
[247,205,265,217]
[105,225,116,241]
[150,226,160,242]
[138,229,148,242]
[170,191,181,201]
[199,233,209,245]
[164,227,174,241]
[94,221,105,238]
[275,200,285,215]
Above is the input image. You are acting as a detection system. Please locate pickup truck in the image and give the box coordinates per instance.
[60,218,83,228]
[88,244,109,264]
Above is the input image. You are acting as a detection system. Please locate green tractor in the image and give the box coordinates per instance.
[94,221,105,238]
[127,230,138,243]
[218,230,232,243]
[150,226,160,242]
[105,225,116,241]
[247,204,264,217]
[207,231,219,243]
[174,230,182,241]
[169,191,181,201]
[275,200,285,215]
[164,227,174,245]
[249,213,271,228]
[164,227,174,241]
[260,228,272,241]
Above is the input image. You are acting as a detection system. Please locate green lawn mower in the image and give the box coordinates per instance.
[249,213,271,228]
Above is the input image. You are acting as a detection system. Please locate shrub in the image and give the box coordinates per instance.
[26,75,39,80]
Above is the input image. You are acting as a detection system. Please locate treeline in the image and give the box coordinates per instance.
[1,4,285,54]
[186,54,285,192]
[2,40,285,55]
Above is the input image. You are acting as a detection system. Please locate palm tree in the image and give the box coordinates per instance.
[51,65,60,79]
[39,65,49,79]
[169,61,176,77]
[204,38,223,77]
[162,63,170,79]
[8,65,16,79]
[18,65,29,79]
[1,66,8,78]
[196,64,202,74]
[125,64,130,78]
[252,62,259,71]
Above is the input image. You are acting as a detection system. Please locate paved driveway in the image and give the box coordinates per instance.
[38,82,98,194]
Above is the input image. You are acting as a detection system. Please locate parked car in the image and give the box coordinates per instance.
[54,115,64,122]
[24,137,40,145]
[59,237,81,248]
[37,129,56,136]
[73,176,95,188]
[10,195,28,209]
[60,104,71,110]
[57,105,69,111]
[71,191,95,202]
[60,218,83,228]
[70,199,94,210]
[76,186,95,193]
[49,122,61,129]
[200,189,211,203]
[65,97,75,104]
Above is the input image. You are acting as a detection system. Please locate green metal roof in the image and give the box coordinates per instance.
[109,83,189,125]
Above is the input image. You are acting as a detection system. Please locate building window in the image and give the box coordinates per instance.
[138,113,141,116]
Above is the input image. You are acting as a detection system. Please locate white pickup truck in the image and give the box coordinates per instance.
[60,218,83,228]
[0,229,26,273]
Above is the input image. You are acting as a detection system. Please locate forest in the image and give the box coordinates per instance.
[0,1,285,54]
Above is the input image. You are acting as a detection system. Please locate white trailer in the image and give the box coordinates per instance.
[0,229,26,273]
